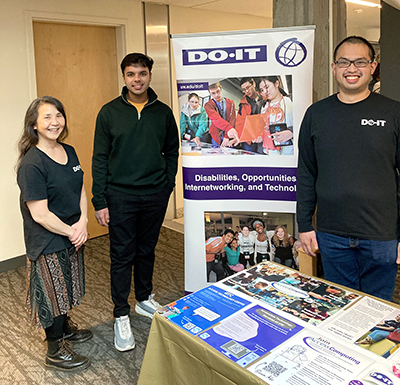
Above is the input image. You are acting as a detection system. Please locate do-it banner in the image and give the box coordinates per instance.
[171,26,315,292]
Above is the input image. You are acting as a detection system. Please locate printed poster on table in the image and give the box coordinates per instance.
[156,285,250,335]
[247,329,374,385]
[171,27,315,292]
[222,262,360,326]
[198,304,303,368]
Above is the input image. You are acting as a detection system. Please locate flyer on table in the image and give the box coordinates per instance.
[247,329,374,385]
[157,285,251,335]
[198,304,303,368]
[171,27,315,292]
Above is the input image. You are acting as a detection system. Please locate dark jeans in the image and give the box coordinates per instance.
[239,252,255,268]
[256,252,270,264]
[207,260,224,282]
[107,188,170,317]
[274,257,293,267]
[316,231,398,301]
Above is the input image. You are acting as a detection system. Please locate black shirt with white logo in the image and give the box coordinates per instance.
[17,144,83,260]
[297,92,400,240]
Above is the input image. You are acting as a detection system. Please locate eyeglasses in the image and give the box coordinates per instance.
[334,59,373,68]
[241,85,253,93]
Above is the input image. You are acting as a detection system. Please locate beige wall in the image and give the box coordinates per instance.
[169,6,272,34]
[0,0,144,263]
[0,0,272,263]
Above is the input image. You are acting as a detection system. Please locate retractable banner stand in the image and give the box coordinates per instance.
[171,27,315,293]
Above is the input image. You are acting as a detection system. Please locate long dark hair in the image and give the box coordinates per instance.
[258,76,288,97]
[16,96,68,169]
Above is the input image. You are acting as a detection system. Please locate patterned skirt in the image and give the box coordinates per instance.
[26,246,85,329]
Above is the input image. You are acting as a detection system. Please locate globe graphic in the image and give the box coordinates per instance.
[275,38,307,67]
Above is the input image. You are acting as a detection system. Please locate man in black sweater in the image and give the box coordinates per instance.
[92,53,179,351]
[297,36,400,301]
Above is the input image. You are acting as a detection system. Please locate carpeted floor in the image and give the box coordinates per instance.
[0,227,184,385]
[2,226,400,384]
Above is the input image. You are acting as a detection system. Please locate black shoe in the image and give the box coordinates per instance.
[63,316,93,343]
[46,339,91,371]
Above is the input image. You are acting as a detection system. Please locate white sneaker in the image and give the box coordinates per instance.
[114,315,135,352]
[135,294,161,319]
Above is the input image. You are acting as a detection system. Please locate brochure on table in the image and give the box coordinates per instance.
[157,262,400,384]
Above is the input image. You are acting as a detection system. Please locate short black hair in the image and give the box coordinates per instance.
[334,36,375,61]
[120,53,154,74]
[240,77,254,86]
[223,229,235,236]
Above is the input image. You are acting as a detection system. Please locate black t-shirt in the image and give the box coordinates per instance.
[17,144,83,260]
[384,320,400,329]
[273,239,293,261]
[297,93,400,240]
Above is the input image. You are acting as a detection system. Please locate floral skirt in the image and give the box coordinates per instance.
[26,246,85,329]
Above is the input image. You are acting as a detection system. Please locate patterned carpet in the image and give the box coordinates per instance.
[0,227,184,385]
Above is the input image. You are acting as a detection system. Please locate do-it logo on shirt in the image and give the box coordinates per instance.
[182,45,267,66]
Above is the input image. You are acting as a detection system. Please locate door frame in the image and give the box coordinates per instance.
[25,11,128,100]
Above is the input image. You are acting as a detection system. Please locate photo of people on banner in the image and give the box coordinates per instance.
[178,75,293,156]
[204,211,298,283]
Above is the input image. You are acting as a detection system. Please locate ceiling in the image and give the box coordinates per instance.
[145,0,383,42]
[346,0,381,41]
[145,0,273,18]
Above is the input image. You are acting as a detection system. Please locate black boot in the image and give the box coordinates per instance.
[64,316,93,343]
[46,338,91,371]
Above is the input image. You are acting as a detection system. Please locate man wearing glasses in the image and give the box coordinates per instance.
[297,36,400,301]
[236,77,261,152]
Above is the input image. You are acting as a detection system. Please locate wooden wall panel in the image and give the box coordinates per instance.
[33,21,119,238]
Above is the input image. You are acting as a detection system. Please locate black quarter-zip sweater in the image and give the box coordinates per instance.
[92,86,179,211]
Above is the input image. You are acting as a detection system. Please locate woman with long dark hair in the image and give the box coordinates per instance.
[258,76,294,155]
[17,96,91,371]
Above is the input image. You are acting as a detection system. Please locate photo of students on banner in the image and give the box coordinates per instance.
[180,92,210,146]
[178,75,293,156]
[204,211,296,282]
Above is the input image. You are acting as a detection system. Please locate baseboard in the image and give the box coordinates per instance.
[0,255,26,273]
[163,220,184,234]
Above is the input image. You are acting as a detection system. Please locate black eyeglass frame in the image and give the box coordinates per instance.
[333,59,373,68]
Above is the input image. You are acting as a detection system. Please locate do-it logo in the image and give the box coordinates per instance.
[182,45,267,66]
[361,119,386,126]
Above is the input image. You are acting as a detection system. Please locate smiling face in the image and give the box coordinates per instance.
[332,42,376,102]
[254,223,264,234]
[223,232,234,244]
[230,239,238,249]
[188,96,199,110]
[241,226,250,237]
[123,64,152,103]
[34,103,65,144]
[276,227,285,240]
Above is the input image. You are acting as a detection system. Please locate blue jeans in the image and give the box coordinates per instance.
[369,329,390,342]
[316,231,398,301]
[274,257,293,267]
